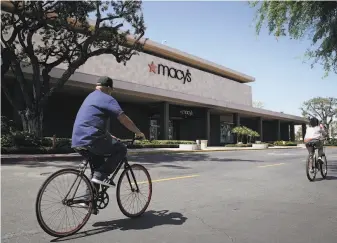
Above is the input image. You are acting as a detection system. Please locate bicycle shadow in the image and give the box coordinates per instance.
[50,209,187,242]
[314,175,337,181]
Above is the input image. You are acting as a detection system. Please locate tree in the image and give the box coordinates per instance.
[300,97,337,137]
[330,120,337,138]
[232,126,243,143]
[295,128,302,141]
[249,1,337,76]
[1,1,146,137]
[253,101,264,109]
[251,130,260,143]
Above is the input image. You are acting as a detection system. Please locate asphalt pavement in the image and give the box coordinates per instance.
[1,147,337,243]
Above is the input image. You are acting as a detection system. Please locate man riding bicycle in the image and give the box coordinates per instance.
[304,117,328,173]
[71,76,145,188]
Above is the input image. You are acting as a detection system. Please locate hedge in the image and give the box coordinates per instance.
[1,146,75,154]
[225,143,253,147]
[1,134,197,154]
[273,141,297,146]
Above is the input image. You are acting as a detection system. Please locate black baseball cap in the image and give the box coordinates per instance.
[96,76,113,88]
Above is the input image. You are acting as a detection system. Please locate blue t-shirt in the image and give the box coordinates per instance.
[71,90,124,147]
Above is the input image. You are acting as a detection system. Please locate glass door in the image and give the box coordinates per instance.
[149,119,159,140]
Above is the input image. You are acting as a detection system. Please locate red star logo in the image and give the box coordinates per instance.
[148,61,157,73]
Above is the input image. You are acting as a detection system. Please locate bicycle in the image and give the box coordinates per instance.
[305,139,328,182]
[35,134,152,238]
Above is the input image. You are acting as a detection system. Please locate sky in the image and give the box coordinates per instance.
[92,1,337,117]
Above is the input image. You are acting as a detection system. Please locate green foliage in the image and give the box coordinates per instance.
[1,146,74,154]
[225,144,252,148]
[249,1,337,76]
[326,138,337,146]
[300,97,337,136]
[1,116,17,135]
[1,135,14,147]
[1,1,146,136]
[273,141,297,146]
[231,126,260,144]
[1,136,197,154]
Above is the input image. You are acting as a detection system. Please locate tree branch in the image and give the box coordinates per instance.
[4,47,33,109]
[40,55,86,109]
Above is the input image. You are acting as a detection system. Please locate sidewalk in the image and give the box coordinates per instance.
[1,145,304,163]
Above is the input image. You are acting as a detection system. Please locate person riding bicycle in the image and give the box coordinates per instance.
[304,117,328,173]
[71,76,145,187]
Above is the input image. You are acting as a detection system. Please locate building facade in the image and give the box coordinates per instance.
[2,38,307,145]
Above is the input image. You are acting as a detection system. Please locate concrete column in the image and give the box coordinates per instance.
[301,123,307,140]
[289,123,295,141]
[160,102,169,140]
[257,117,263,142]
[205,109,211,145]
[277,120,281,141]
[233,113,240,126]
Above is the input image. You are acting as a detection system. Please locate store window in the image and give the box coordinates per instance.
[220,122,234,144]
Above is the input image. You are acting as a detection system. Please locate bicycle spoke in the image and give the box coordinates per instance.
[36,169,93,237]
[117,164,152,218]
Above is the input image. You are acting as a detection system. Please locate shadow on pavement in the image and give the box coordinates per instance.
[3,152,261,169]
[50,209,187,242]
[128,153,261,164]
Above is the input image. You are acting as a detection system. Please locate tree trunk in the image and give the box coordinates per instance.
[326,124,330,139]
[20,108,44,137]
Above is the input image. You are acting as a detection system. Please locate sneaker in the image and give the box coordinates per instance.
[91,173,114,187]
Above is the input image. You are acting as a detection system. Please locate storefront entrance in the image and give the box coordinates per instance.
[149,103,207,141]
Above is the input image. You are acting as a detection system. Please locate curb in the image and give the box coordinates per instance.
[1,146,304,164]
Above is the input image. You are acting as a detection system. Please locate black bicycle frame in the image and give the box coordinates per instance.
[65,138,141,207]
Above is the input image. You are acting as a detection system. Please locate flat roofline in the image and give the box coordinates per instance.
[126,36,255,83]
[86,19,255,83]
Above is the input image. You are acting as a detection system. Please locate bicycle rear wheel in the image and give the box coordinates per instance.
[320,155,328,179]
[35,168,94,237]
[116,164,152,218]
[306,154,317,182]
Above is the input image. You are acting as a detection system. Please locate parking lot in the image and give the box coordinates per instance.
[2,147,337,243]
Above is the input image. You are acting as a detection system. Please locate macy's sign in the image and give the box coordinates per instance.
[148,61,192,84]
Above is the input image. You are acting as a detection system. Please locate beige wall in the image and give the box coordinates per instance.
[58,52,253,106]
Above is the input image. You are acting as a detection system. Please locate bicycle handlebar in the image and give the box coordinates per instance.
[119,133,145,146]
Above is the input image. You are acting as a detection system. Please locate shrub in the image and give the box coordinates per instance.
[1,135,14,147]
[1,116,17,135]
[225,143,252,147]
[326,138,337,146]
[274,141,297,146]
[1,146,74,154]
[1,137,197,154]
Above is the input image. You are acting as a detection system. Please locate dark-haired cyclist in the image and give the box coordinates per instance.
[304,117,327,173]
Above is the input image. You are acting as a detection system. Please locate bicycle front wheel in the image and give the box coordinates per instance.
[116,164,152,218]
[35,168,94,237]
[306,154,316,182]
